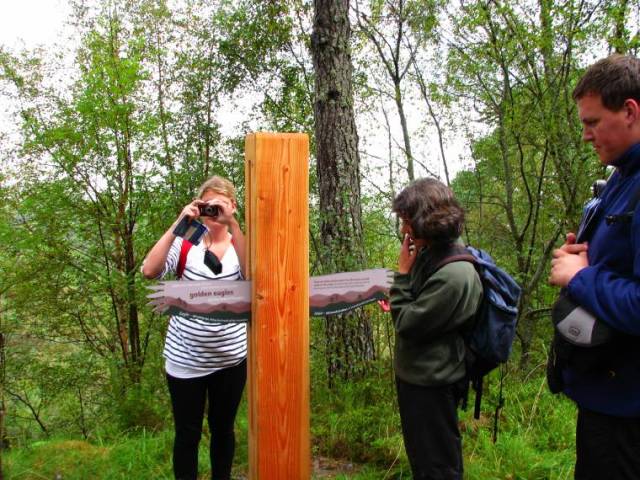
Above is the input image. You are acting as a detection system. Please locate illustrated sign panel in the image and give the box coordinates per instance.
[147,279,252,323]
[309,268,392,316]
[147,269,392,323]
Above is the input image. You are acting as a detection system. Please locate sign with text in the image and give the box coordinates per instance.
[147,269,392,322]
[147,279,252,323]
[309,268,392,316]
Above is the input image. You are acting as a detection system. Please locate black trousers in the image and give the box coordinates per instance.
[396,377,463,480]
[166,359,247,480]
[575,407,640,480]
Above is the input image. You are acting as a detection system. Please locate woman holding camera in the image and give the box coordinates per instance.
[142,175,246,480]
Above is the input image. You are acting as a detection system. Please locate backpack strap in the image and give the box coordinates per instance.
[577,179,609,242]
[436,247,501,432]
[177,239,193,279]
[436,253,476,271]
[425,243,476,278]
[431,247,485,417]
[473,377,483,420]
[411,244,473,293]
[492,365,506,443]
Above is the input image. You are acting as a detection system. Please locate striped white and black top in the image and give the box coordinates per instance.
[159,236,247,379]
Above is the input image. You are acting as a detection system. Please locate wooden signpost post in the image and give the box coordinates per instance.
[245,133,310,479]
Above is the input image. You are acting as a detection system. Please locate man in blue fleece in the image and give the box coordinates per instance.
[549,55,640,479]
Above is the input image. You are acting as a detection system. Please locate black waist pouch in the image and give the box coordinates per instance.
[547,293,620,393]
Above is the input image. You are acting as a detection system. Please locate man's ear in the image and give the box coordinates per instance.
[623,98,640,124]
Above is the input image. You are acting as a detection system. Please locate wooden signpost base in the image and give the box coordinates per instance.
[245,133,310,479]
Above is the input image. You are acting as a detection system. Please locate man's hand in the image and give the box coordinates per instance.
[558,232,589,255]
[549,241,589,287]
[398,234,417,274]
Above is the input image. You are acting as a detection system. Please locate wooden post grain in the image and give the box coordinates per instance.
[245,132,310,479]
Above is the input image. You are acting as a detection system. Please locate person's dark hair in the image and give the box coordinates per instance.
[573,54,640,110]
[392,178,464,245]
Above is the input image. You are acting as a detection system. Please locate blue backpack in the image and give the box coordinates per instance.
[437,245,521,438]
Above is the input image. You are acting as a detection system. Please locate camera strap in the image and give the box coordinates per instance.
[177,239,193,279]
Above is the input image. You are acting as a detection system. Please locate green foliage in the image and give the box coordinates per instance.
[4,433,174,479]
[1,0,635,477]
[312,364,401,465]
[5,401,249,479]
[462,375,576,479]
[110,379,167,434]
[444,0,618,365]
[6,363,577,478]
[308,357,577,479]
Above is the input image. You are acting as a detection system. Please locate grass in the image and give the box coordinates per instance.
[4,365,578,479]
[4,432,173,479]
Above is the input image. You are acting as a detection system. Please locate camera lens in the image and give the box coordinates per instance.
[199,204,221,217]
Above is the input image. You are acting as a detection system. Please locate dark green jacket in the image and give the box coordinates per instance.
[390,240,483,386]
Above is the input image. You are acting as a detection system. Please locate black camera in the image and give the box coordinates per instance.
[592,179,607,198]
[199,204,221,217]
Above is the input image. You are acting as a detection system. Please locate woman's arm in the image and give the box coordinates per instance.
[141,201,202,279]
[229,220,247,278]
[210,198,247,278]
[141,225,179,279]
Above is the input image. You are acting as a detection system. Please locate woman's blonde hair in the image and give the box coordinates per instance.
[197,176,236,202]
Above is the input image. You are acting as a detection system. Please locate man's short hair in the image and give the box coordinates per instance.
[573,54,640,110]
[392,178,464,245]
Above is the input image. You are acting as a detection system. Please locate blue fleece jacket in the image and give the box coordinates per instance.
[563,143,640,417]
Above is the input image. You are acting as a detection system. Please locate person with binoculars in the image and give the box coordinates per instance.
[142,175,247,480]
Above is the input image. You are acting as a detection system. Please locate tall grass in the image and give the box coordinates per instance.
[5,401,249,480]
[4,432,172,479]
[5,362,577,479]
[310,360,577,479]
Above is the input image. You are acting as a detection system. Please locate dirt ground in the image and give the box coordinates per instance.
[313,456,360,478]
[232,456,361,479]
